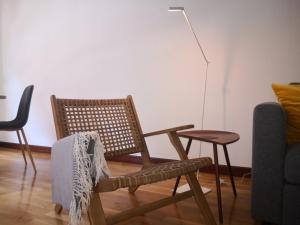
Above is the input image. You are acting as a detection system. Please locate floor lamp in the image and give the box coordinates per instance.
[168,7,211,194]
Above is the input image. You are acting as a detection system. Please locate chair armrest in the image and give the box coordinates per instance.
[143,124,194,137]
[251,102,287,223]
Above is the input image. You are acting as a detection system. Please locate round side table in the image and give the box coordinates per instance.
[173,130,240,224]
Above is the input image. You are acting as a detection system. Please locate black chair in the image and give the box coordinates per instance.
[0,85,36,172]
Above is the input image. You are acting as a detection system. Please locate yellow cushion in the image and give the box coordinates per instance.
[272,83,300,144]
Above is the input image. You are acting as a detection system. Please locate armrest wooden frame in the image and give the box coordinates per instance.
[92,127,217,225]
[143,124,194,137]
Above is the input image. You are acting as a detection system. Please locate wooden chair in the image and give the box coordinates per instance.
[50,95,217,225]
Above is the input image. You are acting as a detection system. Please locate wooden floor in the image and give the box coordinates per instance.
[0,148,259,225]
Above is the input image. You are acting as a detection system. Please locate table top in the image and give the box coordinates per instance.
[177,130,240,145]
[0,95,6,99]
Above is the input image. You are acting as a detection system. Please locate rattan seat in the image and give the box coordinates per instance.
[51,95,217,225]
[98,157,212,192]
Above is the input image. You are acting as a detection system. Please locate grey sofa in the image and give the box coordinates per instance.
[252,102,300,225]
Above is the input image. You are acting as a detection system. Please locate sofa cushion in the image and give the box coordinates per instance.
[283,184,300,225]
[272,83,300,144]
[285,143,300,184]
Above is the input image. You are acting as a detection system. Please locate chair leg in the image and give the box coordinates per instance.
[128,186,139,194]
[54,204,63,215]
[87,192,108,225]
[20,128,37,173]
[213,144,223,224]
[223,144,237,196]
[87,211,92,225]
[16,130,27,165]
[167,131,216,225]
[186,172,217,225]
[173,138,193,196]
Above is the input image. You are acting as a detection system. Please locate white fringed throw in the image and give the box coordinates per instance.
[70,132,111,225]
[51,132,111,225]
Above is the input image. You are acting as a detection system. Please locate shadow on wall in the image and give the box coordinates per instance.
[222,29,240,131]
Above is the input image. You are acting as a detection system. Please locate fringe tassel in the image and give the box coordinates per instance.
[69,132,111,225]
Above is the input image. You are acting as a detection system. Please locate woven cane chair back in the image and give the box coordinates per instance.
[51,95,147,159]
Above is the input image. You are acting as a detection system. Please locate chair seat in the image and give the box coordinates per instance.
[97,157,212,192]
[0,120,22,131]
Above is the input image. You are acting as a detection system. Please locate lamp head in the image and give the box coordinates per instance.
[168,7,185,12]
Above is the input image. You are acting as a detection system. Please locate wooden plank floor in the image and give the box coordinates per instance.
[0,148,259,225]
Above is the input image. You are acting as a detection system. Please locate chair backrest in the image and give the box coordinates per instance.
[50,95,150,160]
[15,85,34,128]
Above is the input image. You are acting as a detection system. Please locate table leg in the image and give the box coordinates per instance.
[213,143,223,224]
[172,138,193,196]
[223,144,237,196]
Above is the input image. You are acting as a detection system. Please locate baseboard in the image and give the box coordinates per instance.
[0,141,251,177]
[0,141,51,153]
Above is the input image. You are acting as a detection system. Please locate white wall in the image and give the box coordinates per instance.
[0,0,299,167]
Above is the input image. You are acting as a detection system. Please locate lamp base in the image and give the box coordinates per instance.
[173,184,211,194]
[173,179,225,194]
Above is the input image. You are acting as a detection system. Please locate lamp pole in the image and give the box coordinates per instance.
[168,6,211,194]
[168,6,210,135]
